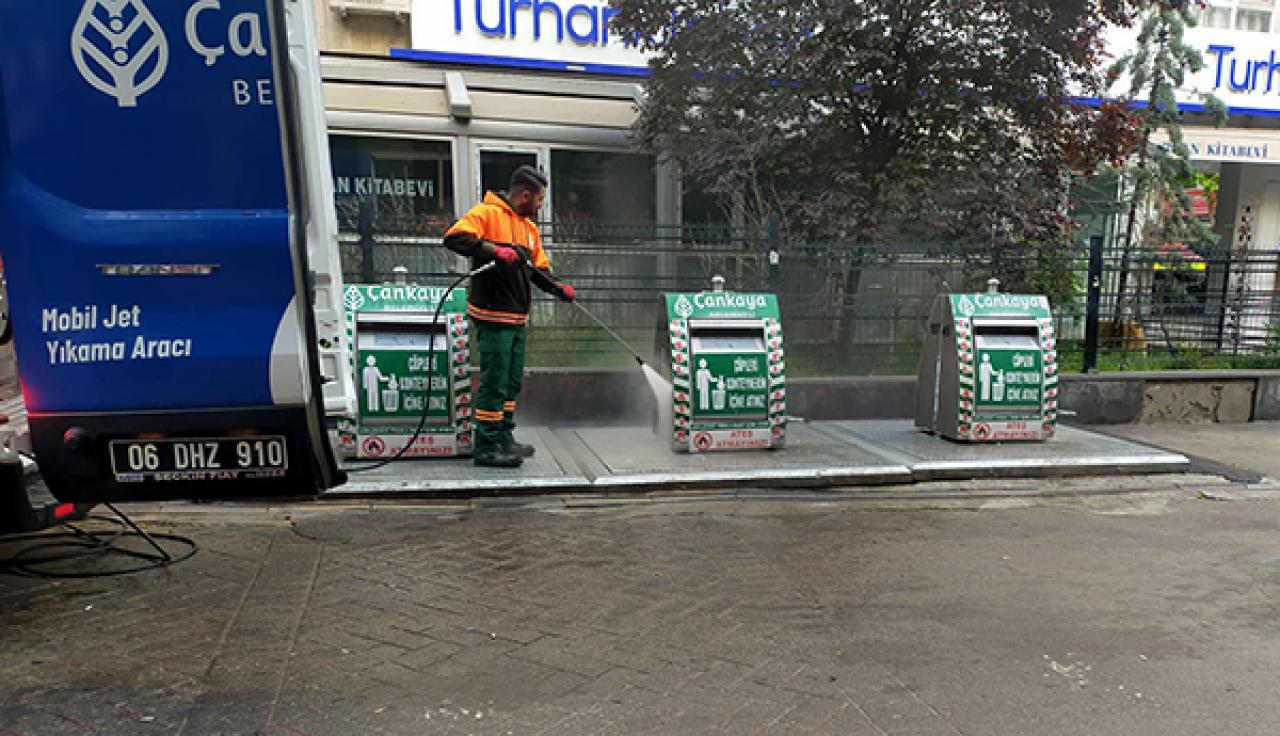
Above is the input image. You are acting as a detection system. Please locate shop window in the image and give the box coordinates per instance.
[480,151,539,200]
[1236,8,1272,31]
[1198,1,1275,32]
[682,185,731,227]
[1199,7,1233,28]
[681,182,739,244]
[329,135,455,283]
[329,135,455,238]
[549,149,656,242]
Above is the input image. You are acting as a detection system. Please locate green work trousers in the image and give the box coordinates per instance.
[473,320,527,452]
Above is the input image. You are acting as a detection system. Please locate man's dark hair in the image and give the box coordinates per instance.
[509,164,548,194]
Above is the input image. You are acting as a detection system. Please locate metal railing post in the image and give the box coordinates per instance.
[358,197,377,284]
[1083,235,1104,373]
[766,214,781,292]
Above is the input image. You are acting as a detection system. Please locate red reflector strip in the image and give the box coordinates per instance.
[54,503,76,519]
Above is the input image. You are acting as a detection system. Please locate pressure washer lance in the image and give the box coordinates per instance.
[573,300,646,366]
[347,260,497,473]
[512,254,646,366]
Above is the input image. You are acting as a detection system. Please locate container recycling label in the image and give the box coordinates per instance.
[358,352,449,420]
[975,349,1043,410]
[692,354,768,418]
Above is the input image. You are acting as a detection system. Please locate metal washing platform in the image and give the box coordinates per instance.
[331,420,1190,498]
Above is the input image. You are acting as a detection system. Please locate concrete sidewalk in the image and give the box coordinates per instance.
[1106,421,1280,484]
[335,420,1188,498]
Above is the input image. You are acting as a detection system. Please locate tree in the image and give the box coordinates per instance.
[612,0,1149,352]
[612,0,1136,250]
[1105,0,1226,336]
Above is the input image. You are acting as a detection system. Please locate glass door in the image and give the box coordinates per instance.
[473,144,551,223]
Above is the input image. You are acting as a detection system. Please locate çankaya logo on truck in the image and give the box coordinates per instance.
[72,0,168,108]
[72,0,273,108]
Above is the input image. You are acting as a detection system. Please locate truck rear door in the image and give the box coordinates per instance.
[0,0,343,500]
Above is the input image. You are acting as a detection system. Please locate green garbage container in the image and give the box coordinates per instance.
[915,286,1059,442]
[660,281,786,452]
[337,282,474,459]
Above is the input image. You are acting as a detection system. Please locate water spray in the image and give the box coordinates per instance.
[565,292,671,434]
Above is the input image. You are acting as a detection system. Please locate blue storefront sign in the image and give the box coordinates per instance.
[398,0,652,75]
[1103,26,1280,118]
[0,0,341,499]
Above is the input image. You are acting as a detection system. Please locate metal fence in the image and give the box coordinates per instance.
[337,213,1280,376]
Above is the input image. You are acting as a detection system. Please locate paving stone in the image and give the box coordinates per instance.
[5,490,1280,734]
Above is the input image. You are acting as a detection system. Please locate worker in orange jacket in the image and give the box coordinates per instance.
[443,165,576,467]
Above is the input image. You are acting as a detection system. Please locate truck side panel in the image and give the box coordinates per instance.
[0,0,341,500]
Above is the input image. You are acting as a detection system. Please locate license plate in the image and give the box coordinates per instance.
[109,436,289,483]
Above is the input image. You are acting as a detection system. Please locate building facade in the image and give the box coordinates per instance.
[1101,12,1280,349]
[312,0,678,283]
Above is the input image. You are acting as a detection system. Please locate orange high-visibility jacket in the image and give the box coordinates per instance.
[444,192,563,326]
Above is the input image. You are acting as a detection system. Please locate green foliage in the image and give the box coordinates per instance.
[1186,169,1220,195]
[1059,351,1280,373]
[1106,2,1227,321]
[611,0,1137,248]
[1265,321,1280,358]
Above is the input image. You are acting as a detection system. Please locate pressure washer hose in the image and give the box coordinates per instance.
[346,261,496,473]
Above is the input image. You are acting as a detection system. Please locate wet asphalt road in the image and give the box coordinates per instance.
[2,482,1280,735]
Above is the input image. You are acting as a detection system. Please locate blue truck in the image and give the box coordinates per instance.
[0,0,357,528]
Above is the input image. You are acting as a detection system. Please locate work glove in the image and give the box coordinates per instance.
[558,284,577,303]
[492,245,519,266]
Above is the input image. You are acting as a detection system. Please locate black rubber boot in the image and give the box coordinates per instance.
[502,434,536,458]
[473,448,523,468]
